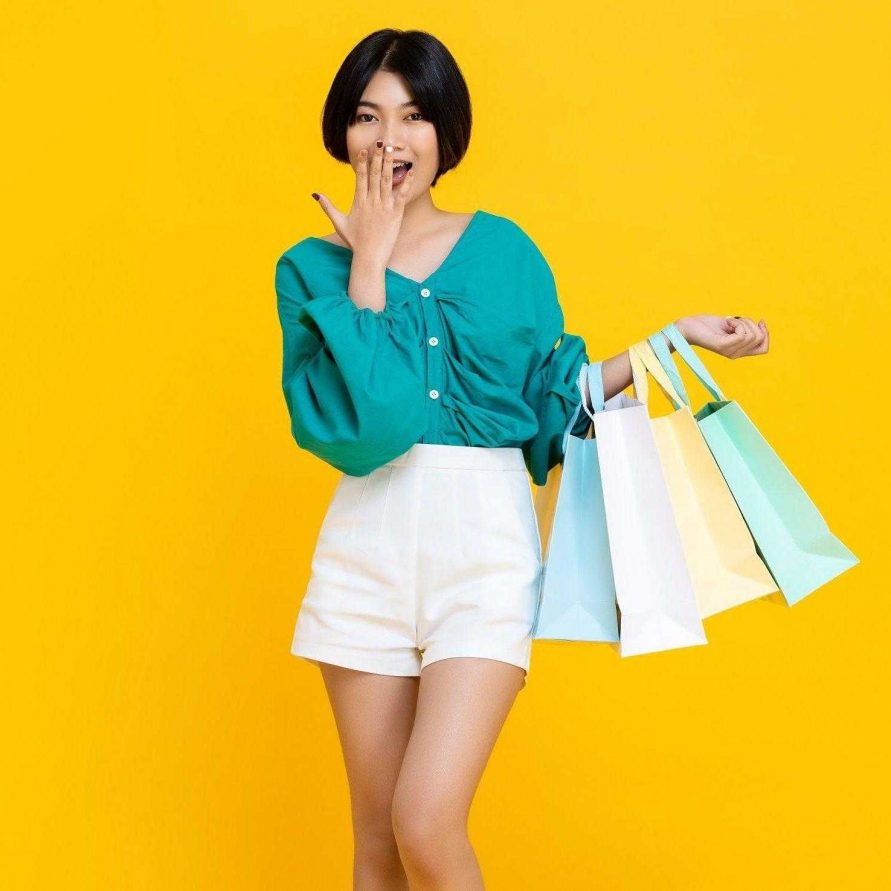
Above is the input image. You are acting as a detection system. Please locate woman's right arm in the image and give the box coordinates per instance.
[274,248,427,475]
[313,139,414,315]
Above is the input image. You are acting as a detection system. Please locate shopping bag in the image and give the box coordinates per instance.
[626,340,780,617]
[532,362,620,642]
[587,356,708,656]
[649,322,859,605]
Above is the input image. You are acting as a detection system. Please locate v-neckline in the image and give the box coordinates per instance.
[309,210,483,286]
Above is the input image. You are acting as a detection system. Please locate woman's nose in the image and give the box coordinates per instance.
[379,134,405,151]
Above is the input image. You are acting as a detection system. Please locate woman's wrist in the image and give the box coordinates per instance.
[674,317,696,347]
[647,319,685,354]
[348,255,388,312]
[634,318,693,361]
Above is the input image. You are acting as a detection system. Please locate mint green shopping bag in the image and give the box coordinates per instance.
[648,322,859,605]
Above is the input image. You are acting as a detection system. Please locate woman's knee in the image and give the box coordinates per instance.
[354,818,404,879]
[356,817,400,851]
[391,787,468,856]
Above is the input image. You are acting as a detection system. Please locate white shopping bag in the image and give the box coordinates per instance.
[586,352,708,657]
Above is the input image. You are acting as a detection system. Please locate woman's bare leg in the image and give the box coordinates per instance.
[391,657,526,890]
[320,663,420,890]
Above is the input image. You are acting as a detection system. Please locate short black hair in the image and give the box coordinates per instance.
[321,29,472,188]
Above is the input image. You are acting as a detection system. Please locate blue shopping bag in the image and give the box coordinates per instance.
[648,323,860,605]
[532,362,620,642]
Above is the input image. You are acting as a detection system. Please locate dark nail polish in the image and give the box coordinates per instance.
[311,192,320,201]
[376,140,383,148]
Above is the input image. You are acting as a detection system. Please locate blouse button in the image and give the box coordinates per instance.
[420,287,431,298]
[428,336,439,346]
[429,389,439,399]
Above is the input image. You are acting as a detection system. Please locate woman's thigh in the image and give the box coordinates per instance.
[320,663,420,833]
[391,656,525,835]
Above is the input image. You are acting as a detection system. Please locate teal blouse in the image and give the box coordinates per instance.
[274,208,590,487]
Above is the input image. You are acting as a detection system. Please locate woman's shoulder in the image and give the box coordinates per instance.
[276,233,345,275]
[473,208,525,236]
[314,231,349,247]
[477,210,549,257]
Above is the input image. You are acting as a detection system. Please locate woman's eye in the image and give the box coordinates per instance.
[354,112,424,123]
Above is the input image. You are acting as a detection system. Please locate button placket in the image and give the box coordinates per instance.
[419,284,444,436]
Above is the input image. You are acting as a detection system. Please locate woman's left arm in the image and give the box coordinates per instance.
[594,315,770,408]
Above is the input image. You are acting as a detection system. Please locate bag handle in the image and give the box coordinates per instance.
[585,360,606,416]
[559,361,592,455]
[627,343,648,403]
[579,347,675,420]
[645,333,690,406]
[567,335,705,451]
[650,322,725,402]
[559,356,613,454]
[628,340,686,409]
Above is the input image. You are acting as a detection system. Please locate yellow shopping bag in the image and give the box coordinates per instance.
[628,339,779,617]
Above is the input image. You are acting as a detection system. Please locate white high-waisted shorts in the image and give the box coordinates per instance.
[290,442,543,683]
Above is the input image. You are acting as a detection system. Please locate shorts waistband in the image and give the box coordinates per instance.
[385,442,527,472]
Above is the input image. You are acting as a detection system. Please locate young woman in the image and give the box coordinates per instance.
[276,28,769,891]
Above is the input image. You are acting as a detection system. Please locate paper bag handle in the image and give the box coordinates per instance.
[628,340,686,409]
[559,361,593,456]
[649,322,726,402]
[585,360,606,417]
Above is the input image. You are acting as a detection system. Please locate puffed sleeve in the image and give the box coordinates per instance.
[275,247,428,476]
[520,244,590,487]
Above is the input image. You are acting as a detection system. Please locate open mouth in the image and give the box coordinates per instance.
[392,161,413,185]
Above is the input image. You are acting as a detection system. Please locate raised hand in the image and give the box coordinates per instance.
[312,140,414,267]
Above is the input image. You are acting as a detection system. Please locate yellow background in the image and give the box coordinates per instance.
[4,2,888,888]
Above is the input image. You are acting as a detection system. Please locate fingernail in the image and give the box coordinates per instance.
[385,145,393,152]
[376,140,383,148]
[311,192,319,201]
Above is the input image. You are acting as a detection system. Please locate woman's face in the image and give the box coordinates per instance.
[345,69,439,202]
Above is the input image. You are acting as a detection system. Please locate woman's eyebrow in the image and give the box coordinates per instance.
[356,99,418,110]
